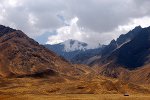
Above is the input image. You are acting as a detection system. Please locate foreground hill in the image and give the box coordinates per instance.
[0,25,82,78]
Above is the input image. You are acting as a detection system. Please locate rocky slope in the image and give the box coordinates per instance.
[0,25,82,78]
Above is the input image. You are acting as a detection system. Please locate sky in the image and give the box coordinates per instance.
[0,0,150,47]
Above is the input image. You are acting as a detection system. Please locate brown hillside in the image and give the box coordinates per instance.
[0,25,81,78]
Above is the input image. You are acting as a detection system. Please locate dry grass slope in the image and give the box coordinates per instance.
[0,74,150,100]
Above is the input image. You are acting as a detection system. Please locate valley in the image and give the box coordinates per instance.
[1,0,150,99]
[0,25,150,100]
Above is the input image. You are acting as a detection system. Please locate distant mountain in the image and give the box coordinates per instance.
[60,39,90,52]
[44,39,102,61]
[0,25,81,78]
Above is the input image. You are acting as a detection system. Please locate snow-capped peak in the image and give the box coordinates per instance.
[60,39,89,52]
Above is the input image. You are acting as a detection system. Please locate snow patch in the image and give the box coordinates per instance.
[61,39,101,52]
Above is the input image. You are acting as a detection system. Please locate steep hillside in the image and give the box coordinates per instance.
[0,25,81,78]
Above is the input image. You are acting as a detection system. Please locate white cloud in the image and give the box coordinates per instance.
[99,16,150,43]
[8,0,18,7]
[47,17,96,47]
[118,16,150,31]
[46,17,83,43]
[47,16,150,46]
[28,14,38,25]
[114,16,150,38]
[46,17,114,47]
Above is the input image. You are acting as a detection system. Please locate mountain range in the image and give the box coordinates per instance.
[45,26,143,66]
[46,25,150,84]
[0,24,150,97]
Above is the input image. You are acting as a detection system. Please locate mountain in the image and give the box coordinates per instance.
[101,26,142,57]
[95,26,149,68]
[44,39,102,61]
[0,25,82,78]
[91,26,150,83]
[85,26,142,66]
[108,26,150,69]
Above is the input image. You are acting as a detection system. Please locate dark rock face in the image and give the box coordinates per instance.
[101,39,118,57]
[103,26,150,69]
[116,26,142,46]
[110,26,150,69]
[0,25,79,77]
[101,26,142,57]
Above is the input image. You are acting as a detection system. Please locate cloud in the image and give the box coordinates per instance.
[47,16,150,47]
[46,17,101,48]
[46,17,85,44]
[0,0,65,37]
[117,16,150,32]
[0,0,150,45]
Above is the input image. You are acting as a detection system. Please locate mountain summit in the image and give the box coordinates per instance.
[60,39,89,52]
